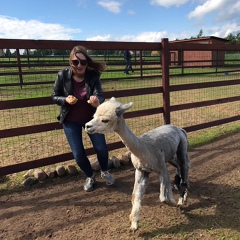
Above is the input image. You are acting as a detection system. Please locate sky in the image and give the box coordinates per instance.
[0,0,239,42]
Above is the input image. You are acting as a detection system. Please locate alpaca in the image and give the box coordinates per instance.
[85,97,190,231]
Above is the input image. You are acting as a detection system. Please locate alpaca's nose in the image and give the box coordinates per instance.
[85,123,92,130]
[85,123,95,134]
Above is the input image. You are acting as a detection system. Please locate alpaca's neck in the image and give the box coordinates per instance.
[115,117,148,157]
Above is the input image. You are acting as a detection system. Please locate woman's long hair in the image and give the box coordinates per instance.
[69,45,106,74]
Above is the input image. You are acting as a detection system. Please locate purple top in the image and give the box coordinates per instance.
[65,78,95,123]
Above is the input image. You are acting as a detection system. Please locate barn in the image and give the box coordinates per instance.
[170,36,229,67]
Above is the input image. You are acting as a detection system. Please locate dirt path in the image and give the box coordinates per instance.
[0,132,240,240]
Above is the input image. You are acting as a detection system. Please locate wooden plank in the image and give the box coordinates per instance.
[0,141,125,176]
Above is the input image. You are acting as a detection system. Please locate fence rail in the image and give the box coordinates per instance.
[0,38,240,176]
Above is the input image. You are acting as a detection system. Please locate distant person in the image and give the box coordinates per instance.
[52,45,115,192]
[124,50,134,74]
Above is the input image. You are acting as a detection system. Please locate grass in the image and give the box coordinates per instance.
[1,65,240,100]
[0,171,26,192]
[188,123,240,148]
[1,52,239,239]
[1,121,239,193]
[1,72,239,168]
[1,55,240,193]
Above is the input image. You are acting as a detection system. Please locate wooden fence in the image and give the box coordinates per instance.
[0,38,240,176]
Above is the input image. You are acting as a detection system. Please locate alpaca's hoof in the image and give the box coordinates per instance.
[177,191,188,206]
[129,214,138,231]
[184,190,188,202]
[169,198,177,206]
[177,197,184,206]
[160,197,177,206]
[130,222,138,232]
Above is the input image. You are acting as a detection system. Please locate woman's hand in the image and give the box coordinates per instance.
[87,96,100,108]
[66,95,78,105]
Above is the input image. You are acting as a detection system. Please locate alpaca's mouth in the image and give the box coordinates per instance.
[85,127,95,134]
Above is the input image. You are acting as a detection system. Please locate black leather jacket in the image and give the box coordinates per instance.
[52,68,105,123]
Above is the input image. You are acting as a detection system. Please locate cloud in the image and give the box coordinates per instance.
[127,10,135,15]
[86,34,112,41]
[187,0,240,22]
[216,0,240,22]
[86,32,167,43]
[150,0,189,8]
[0,16,81,40]
[205,23,240,38]
[131,31,168,42]
[87,31,171,42]
[76,0,89,7]
[188,0,226,19]
[97,0,122,13]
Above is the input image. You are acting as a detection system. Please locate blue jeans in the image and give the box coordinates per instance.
[63,121,109,177]
[124,58,132,73]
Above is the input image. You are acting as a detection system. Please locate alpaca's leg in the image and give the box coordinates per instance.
[159,166,176,206]
[169,156,181,190]
[129,169,149,231]
[173,172,181,190]
[177,153,190,206]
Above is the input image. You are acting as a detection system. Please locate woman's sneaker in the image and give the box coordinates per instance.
[101,171,115,185]
[84,176,95,192]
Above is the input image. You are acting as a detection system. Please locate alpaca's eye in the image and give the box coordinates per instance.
[102,120,109,123]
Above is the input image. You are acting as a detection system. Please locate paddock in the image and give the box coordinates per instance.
[0,131,239,240]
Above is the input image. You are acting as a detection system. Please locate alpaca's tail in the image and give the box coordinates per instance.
[176,128,190,206]
[180,128,189,149]
[177,127,190,184]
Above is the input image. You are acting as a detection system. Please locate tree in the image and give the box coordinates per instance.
[5,49,11,57]
[190,29,204,39]
[236,32,240,44]
[197,29,203,38]
[225,33,237,44]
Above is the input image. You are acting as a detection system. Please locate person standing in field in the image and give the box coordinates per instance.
[52,45,115,192]
[124,50,134,74]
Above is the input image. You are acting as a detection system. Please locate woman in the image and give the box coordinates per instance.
[52,45,115,192]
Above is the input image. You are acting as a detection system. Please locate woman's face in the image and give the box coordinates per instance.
[71,52,87,76]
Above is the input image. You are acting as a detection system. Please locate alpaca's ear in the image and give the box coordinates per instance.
[110,97,116,101]
[116,102,133,117]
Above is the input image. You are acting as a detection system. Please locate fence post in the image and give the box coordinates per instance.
[161,38,170,124]
[16,49,23,89]
[140,50,143,78]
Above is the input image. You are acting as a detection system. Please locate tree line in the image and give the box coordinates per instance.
[3,31,240,57]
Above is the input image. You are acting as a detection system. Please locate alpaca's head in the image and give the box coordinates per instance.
[85,97,133,134]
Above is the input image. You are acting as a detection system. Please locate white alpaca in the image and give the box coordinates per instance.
[85,97,190,231]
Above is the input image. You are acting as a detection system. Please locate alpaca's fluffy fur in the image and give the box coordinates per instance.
[85,97,190,231]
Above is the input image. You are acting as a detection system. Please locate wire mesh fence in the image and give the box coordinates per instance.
[0,40,240,174]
